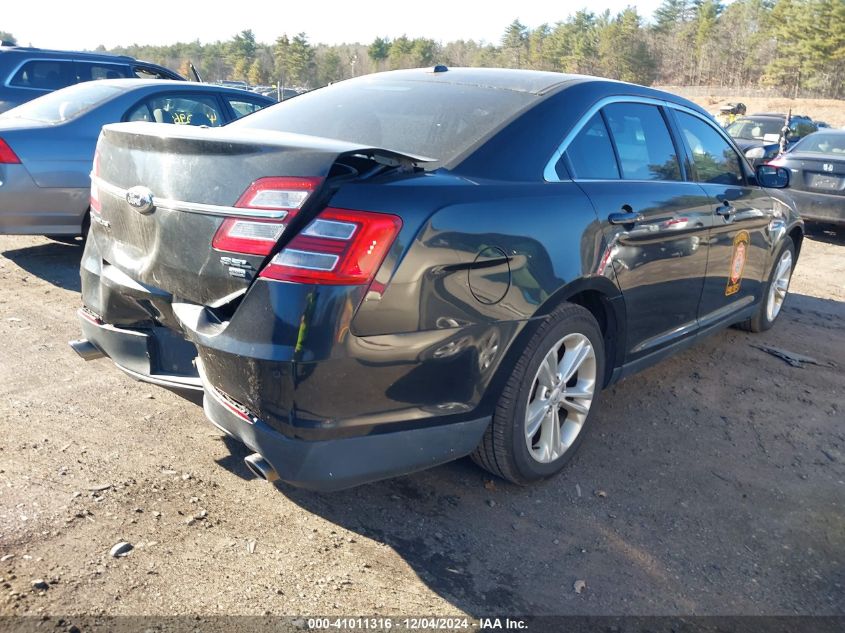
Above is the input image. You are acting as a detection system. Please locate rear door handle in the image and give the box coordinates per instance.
[608,211,644,225]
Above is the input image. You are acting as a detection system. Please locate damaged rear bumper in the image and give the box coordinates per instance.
[74,307,202,393]
[199,358,490,491]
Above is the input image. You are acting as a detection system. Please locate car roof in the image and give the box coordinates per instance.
[0,46,182,76]
[354,67,709,114]
[0,45,135,62]
[368,67,590,95]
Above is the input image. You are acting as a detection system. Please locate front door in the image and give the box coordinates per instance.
[671,111,774,327]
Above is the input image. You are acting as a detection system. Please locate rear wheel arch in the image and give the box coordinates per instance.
[536,278,624,388]
[787,224,803,258]
[482,278,623,416]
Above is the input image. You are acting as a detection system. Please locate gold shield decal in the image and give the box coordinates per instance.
[725,230,750,296]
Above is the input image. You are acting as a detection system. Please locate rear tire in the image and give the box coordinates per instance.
[737,239,795,333]
[472,303,605,484]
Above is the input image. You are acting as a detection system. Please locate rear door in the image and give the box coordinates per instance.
[561,102,713,361]
[670,110,774,327]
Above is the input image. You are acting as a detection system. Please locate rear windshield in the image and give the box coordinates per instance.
[230,77,537,166]
[792,133,845,154]
[0,82,122,124]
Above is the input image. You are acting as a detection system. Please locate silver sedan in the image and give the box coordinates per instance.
[0,79,274,238]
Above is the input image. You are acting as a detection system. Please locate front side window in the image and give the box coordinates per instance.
[563,113,619,180]
[676,112,744,185]
[126,94,224,127]
[9,60,75,90]
[603,103,681,181]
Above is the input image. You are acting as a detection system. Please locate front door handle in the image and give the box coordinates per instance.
[715,202,736,217]
[608,210,644,225]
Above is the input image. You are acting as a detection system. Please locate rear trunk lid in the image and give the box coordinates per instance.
[92,122,425,306]
[782,151,845,194]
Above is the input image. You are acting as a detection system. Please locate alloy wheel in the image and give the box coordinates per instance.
[524,333,597,464]
[766,250,793,322]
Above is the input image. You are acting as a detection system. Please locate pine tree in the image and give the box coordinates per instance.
[368,37,391,69]
[502,19,529,68]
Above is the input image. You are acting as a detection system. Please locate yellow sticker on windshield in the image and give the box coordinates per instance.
[725,230,750,296]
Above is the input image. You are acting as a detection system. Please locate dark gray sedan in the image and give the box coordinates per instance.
[769,129,845,227]
[0,79,274,238]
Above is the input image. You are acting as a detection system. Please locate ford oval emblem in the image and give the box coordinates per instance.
[126,186,155,215]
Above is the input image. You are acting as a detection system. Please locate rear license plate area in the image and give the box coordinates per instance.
[808,173,843,191]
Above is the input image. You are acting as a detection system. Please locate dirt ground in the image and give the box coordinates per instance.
[662,90,845,127]
[0,228,843,622]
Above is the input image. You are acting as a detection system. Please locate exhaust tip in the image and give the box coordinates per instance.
[244,453,279,483]
[69,339,104,361]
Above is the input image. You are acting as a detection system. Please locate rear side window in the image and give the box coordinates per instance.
[9,60,75,90]
[78,62,129,81]
[564,113,619,180]
[603,103,681,181]
[676,112,744,185]
[126,94,224,127]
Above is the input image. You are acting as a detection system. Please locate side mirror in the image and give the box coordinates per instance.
[756,164,789,189]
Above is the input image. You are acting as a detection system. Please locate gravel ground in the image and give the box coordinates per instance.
[0,228,842,620]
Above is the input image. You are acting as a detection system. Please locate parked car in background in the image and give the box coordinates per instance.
[769,129,845,227]
[71,68,803,491]
[726,113,817,166]
[0,79,274,237]
[0,45,186,113]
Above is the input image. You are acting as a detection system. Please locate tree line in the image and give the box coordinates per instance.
[3,0,844,98]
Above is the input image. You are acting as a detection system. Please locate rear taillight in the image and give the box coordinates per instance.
[89,151,101,214]
[259,208,402,286]
[767,156,787,167]
[0,138,20,164]
[212,177,322,256]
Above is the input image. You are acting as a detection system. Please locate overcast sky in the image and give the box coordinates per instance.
[5,0,665,49]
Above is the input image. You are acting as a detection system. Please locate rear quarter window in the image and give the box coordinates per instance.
[226,97,270,119]
[564,113,619,180]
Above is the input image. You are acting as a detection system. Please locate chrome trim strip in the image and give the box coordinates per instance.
[543,95,721,183]
[90,175,289,219]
